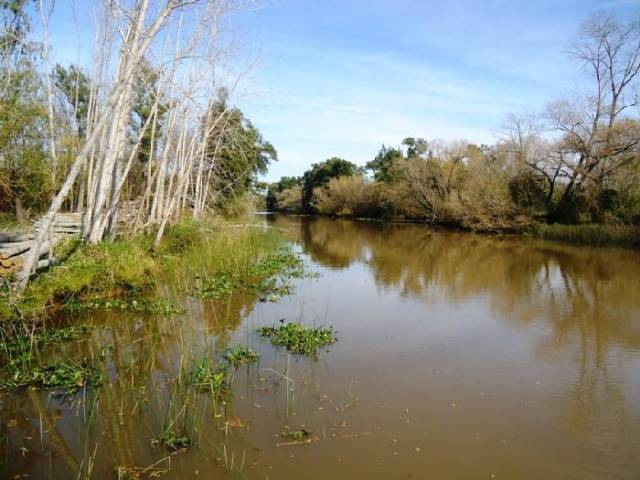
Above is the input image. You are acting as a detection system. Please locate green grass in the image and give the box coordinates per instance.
[186,230,306,303]
[11,237,157,319]
[63,297,184,315]
[1,218,299,322]
[533,223,640,248]
[257,322,337,356]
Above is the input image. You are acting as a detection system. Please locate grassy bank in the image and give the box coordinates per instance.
[0,218,305,395]
[532,223,640,248]
[0,219,296,322]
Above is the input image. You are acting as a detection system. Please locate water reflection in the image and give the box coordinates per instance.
[1,215,639,479]
[271,215,640,346]
[270,215,640,443]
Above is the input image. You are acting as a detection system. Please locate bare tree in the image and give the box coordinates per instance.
[548,14,640,209]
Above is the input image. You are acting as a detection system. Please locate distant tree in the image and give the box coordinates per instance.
[395,158,447,223]
[366,145,403,182]
[544,15,640,222]
[402,137,430,159]
[302,157,358,211]
[266,176,302,211]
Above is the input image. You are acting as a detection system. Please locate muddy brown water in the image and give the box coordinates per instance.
[2,214,640,479]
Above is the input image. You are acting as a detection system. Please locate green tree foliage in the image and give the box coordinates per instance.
[205,91,277,210]
[0,0,50,218]
[0,0,32,58]
[366,145,403,182]
[402,137,430,159]
[508,171,549,214]
[302,157,357,211]
[54,64,91,138]
[266,176,302,211]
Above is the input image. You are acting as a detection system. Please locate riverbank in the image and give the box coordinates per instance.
[531,223,640,248]
[0,218,299,322]
[266,211,640,249]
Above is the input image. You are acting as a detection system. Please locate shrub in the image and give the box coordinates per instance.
[274,185,303,213]
[312,175,381,217]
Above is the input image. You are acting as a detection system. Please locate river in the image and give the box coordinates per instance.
[2,214,640,479]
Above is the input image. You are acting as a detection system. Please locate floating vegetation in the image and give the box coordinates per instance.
[257,322,337,356]
[223,345,259,367]
[281,426,312,442]
[258,280,295,303]
[2,360,103,395]
[154,427,192,452]
[63,297,185,315]
[190,357,229,393]
[192,273,235,299]
[249,250,305,279]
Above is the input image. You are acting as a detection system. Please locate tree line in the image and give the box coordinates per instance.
[0,0,275,288]
[267,14,640,232]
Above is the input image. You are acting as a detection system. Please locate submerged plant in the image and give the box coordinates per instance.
[223,345,259,367]
[257,322,337,356]
[116,461,170,480]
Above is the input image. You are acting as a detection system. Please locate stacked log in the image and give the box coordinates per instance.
[0,236,29,276]
[0,213,84,277]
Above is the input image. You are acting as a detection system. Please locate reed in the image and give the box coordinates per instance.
[533,223,640,248]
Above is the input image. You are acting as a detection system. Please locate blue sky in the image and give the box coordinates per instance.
[44,0,640,181]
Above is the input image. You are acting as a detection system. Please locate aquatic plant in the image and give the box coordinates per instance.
[192,273,235,299]
[257,322,337,356]
[0,320,97,394]
[249,250,305,279]
[191,244,307,304]
[155,426,192,452]
[63,297,184,315]
[190,357,229,393]
[116,460,170,480]
[281,426,312,442]
[533,223,640,248]
[3,360,103,394]
[223,345,259,367]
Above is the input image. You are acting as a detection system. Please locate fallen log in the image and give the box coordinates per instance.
[0,233,34,243]
[0,242,32,259]
[0,240,33,249]
[35,222,82,228]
